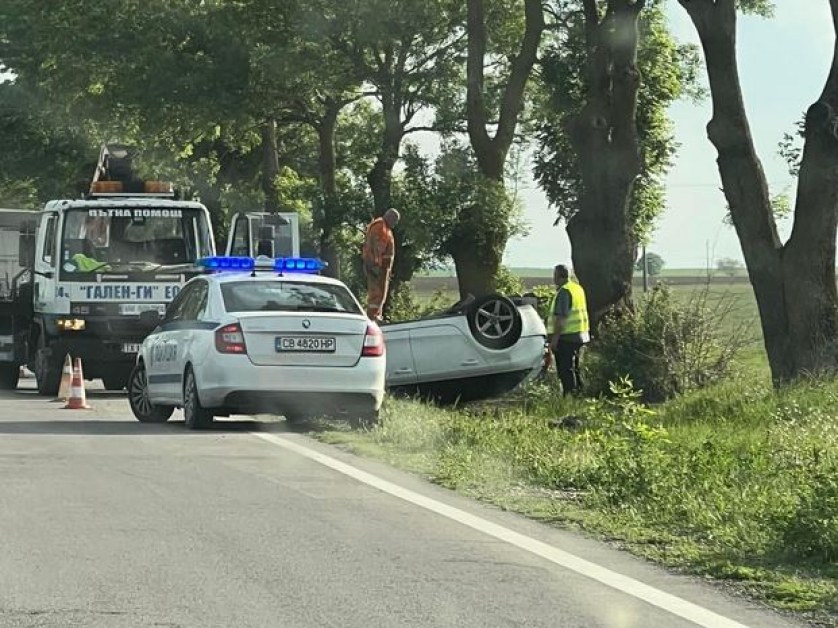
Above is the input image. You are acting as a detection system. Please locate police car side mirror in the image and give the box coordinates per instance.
[139,310,162,329]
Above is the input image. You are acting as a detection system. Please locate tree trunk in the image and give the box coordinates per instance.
[317,102,342,279]
[367,97,402,216]
[565,0,645,327]
[458,0,544,298]
[680,0,838,382]
[452,242,503,299]
[260,120,281,212]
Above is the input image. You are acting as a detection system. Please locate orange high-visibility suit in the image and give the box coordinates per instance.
[362,217,395,320]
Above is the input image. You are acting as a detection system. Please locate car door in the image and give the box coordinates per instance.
[148,283,201,402]
[381,324,417,386]
[166,280,210,404]
[409,318,487,383]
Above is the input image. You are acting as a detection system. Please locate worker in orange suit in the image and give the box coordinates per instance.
[362,208,400,321]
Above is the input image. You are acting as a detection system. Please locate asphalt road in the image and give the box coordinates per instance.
[0,378,806,628]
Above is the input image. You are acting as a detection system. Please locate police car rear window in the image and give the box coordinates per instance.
[220,281,363,315]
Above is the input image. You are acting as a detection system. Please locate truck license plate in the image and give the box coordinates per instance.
[275,336,336,353]
[122,343,142,354]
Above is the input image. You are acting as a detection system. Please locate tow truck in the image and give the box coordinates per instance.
[0,144,217,395]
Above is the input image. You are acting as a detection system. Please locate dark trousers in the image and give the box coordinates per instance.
[555,339,584,396]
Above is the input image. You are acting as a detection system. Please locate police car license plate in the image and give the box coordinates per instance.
[275,336,336,353]
[121,343,142,354]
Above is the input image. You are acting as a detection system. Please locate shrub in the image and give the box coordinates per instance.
[585,284,749,402]
[494,265,525,296]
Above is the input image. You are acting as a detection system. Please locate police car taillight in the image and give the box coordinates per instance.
[215,323,247,354]
[361,323,384,357]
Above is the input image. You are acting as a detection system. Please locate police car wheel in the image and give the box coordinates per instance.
[183,367,213,430]
[466,294,522,350]
[128,363,174,423]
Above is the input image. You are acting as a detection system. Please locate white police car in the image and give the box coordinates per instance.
[127,256,385,429]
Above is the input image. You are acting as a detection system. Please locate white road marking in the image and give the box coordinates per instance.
[252,431,751,628]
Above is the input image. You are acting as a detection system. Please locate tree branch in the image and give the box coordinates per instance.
[466,0,493,162]
[494,0,546,161]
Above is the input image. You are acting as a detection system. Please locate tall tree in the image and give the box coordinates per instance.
[535,0,699,323]
[326,0,465,296]
[455,0,545,298]
[678,0,838,382]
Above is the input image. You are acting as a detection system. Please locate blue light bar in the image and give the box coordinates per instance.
[196,256,327,274]
[274,257,327,273]
[197,256,255,271]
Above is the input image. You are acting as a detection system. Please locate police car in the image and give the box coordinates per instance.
[127,256,385,429]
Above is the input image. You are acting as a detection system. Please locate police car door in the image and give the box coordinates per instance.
[149,281,204,402]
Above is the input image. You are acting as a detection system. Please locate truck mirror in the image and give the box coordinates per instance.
[139,310,161,328]
[18,232,35,268]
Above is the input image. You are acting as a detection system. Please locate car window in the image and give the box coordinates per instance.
[220,280,362,314]
[166,282,198,322]
[181,281,208,321]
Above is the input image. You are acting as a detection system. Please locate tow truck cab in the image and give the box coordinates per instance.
[225,212,300,259]
[24,145,217,395]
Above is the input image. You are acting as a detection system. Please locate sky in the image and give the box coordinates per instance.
[503,1,835,269]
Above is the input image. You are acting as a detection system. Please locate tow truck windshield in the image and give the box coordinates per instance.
[60,207,213,278]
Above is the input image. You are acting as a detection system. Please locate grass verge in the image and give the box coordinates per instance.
[311,376,838,627]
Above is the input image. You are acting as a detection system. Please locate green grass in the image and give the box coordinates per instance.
[352,274,836,622]
[311,376,837,625]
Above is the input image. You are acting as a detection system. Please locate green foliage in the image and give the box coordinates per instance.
[635,251,665,276]
[585,284,749,402]
[494,265,525,296]
[534,2,702,241]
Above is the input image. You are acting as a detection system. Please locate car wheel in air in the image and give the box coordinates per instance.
[466,294,522,350]
[183,367,213,430]
[128,363,174,423]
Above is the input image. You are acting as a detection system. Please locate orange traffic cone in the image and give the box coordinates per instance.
[64,357,90,410]
[53,354,73,403]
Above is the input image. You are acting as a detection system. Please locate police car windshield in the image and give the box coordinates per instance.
[221,280,363,315]
[60,207,213,276]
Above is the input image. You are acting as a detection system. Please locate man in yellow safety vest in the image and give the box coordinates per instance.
[546,264,590,395]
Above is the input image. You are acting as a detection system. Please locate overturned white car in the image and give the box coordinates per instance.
[382,294,547,404]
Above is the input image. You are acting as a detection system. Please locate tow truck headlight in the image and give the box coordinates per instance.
[57,318,86,332]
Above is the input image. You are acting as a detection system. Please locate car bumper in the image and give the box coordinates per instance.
[195,355,386,414]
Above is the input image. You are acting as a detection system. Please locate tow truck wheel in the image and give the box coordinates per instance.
[128,363,174,423]
[0,364,20,390]
[34,335,61,397]
[183,366,213,430]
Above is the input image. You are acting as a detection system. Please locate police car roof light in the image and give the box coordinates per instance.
[197,256,256,271]
[196,256,326,274]
[274,257,326,273]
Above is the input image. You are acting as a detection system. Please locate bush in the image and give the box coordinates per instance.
[585,284,748,402]
[385,283,453,323]
[494,265,525,296]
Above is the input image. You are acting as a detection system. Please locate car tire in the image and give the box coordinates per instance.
[34,334,61,397]
[466,294,522,350]
[0,363,20,390]
[183,366,213,430]
[128,363,174,423]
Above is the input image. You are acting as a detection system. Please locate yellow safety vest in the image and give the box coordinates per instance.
[546,281,589,335]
